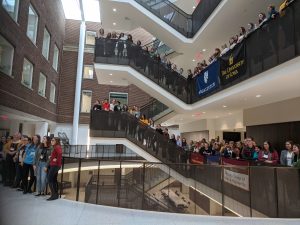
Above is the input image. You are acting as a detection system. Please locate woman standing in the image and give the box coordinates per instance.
[47,137,62,201]
[280,141,295,166]
[33,136,52,196]
[22,135,40,194]
[258,141,279,165]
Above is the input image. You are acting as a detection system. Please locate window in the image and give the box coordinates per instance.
[42,28,50,60]
[2,0,19,22]
[26,4,39,44]
[109,92,128,105]
[81,90,92,113]
[0,35,14,76]
[21,58,33,88]
[38,73,46,97]
[86,31,96,45]
[83,65,94,79]
[52,44,59,71]
[50,83,56,103]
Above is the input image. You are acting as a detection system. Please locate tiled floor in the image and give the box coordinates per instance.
[0,186,299,225]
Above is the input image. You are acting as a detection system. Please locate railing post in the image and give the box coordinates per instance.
[248,166,252,217]
[59,157,65,198]
[76,158,82,201]
[142,162,146,210]
[96,160,100,204]
[221,166,225,216]
[274,167,279,218]
[117,161,122,207]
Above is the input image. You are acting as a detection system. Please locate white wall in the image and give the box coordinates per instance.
[181,131,209,142]
[244,97,300,126]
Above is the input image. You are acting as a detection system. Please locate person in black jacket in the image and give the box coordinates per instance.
[92,100,102,111]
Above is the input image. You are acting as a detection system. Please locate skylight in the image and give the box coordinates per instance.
[61,0,101,22]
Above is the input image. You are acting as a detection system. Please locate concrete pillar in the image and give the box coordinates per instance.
[72,20,86,145]
[35,122,48,137]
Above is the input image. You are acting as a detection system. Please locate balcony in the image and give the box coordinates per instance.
[94,1,300,106]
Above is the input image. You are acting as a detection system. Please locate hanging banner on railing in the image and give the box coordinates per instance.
[220,43,247,85]
[196,61,220,96]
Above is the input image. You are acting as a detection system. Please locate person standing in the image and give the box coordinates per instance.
[33,136,52,196]
[47,137,62,201]
[22,135,40,194]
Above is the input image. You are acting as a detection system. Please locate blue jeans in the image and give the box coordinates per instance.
[36,162,47,193]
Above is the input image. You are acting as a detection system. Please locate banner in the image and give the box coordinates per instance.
[220,43,247,85]
[223,168,249,191]
[196,61,220,96]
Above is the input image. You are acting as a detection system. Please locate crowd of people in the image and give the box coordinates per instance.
[168,135,300,167]
[95,0,294,83]
[92,98,154,126]
[0,133,63,201]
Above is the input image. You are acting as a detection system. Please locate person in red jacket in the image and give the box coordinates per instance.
[102,99,110,111]
[258,141,279,165]
[46,137,62,201]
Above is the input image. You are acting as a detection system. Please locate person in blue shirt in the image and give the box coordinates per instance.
[22,135,40,194]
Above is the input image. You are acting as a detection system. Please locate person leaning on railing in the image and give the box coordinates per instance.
[258,141,279,165]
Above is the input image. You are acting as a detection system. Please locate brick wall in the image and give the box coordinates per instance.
[58,20,153,124]
[0,0,65,121]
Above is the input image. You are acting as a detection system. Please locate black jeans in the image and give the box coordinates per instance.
[5,155,16,185]
[22,163,35,192]
[48,166,60,197]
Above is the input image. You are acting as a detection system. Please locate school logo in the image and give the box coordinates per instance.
[204,71,208,84]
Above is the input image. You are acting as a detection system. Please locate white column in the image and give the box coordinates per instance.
[72,21,86,145]
[35,122,48,137]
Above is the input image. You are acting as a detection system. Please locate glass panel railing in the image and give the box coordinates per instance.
[95,1,300,105]
[134,0,221,37]
[140,99,170,119]
[59,157,300,217]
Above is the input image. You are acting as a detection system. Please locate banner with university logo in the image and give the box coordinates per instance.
[220,43,247,85]
[196,61,220,96]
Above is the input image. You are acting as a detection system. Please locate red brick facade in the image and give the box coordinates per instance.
[0,0,65,122]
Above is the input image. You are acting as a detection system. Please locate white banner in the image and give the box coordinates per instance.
[223,169,249,191]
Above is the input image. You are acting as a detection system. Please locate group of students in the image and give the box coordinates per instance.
[188,137,300,167]
[92,98,153,126]
[192,1,294,77]
[0,133,63,200]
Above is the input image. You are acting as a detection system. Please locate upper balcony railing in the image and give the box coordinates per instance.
[134,0,222,38]
[95,0,300,105]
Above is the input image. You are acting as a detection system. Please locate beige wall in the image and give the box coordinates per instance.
[244,97,300,126]
[181,131,209,142]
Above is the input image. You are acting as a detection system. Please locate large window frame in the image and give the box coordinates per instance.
[2,0,19,22]
[21,58,34,89]
[50,82,56,103]
[83,65,94,79]
[85,31,96,46]
[26,4,39,45]
[38,72,47,97]
[81,90,92,113]
[0,34,14,76]
[52,44,59,72]
[42,28,51,60]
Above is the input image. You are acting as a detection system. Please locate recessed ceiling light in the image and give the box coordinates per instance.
[109,73,113,76]
[192,115,195,117]
[256,94,262,98]
[228,112,232,115]
[223,105,227,108]
[110,81,113,83]
[113,22,116,26]
[113,8,117,12]
[202,112,206,114]
[202,49,206,52]
[180,118,183,121]
[192,59,196,62]
[216,116,219,118]
[193,6,196,9]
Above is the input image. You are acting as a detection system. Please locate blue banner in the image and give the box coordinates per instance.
[196,61,220,96]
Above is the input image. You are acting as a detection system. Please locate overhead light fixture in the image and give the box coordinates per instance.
[256,94,262,98]
[109,73,113,76]
[113,22,116,26]
[223,105,227,108]
[113,8,117,12]
[202,49,206,52]
[192,115,195,117]
[110,81,113,83]
[202,112,206,114]
[192,59,196,62]
[193,6,196,9]
[228,112,232,115]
